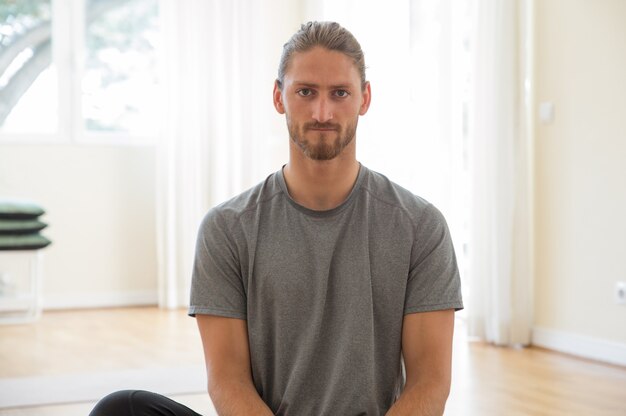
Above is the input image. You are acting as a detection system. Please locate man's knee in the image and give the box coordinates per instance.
[89,390,151,416]
[90,390,196,416]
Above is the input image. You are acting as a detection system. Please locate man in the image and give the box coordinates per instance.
[90,21,462,416]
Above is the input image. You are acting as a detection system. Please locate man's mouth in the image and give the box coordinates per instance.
[307,124,338,131]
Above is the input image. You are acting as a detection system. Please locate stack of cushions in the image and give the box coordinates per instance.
[0,199,52,250]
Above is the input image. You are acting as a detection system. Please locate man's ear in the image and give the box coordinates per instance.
[359,81,372,116]
[273,80,285,114]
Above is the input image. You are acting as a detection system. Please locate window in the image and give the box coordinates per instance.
[0,0,160,142]
[83,0,159,135]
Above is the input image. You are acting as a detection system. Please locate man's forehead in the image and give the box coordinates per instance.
[284,48,361,87]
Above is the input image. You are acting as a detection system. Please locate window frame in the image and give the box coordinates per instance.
[0,0,160,146]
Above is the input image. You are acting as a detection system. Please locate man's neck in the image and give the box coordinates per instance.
[282,148,360,212]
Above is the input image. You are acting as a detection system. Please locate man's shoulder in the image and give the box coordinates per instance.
[361,167,434,225]
[202,171,282,227]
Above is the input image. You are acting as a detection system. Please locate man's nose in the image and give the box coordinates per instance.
[311,98,333,123]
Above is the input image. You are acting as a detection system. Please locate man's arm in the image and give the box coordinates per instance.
[385,309,455,416]
[196,314,274,416]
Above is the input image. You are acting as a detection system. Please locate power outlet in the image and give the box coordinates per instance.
[616,281,626,305]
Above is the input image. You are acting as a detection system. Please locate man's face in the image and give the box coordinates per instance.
[273,47,371,161]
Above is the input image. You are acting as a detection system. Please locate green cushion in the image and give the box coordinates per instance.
[0,199,45,219]
[0,219,47,234]
[0,234,52,250]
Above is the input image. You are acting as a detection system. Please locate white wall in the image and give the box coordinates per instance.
[534,0,626,348]
[0,144,157,308]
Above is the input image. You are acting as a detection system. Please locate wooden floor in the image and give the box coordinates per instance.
[0,307,625,416]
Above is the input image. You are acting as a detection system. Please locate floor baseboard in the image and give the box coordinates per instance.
[532,326,626,367]
[42,290,159,310]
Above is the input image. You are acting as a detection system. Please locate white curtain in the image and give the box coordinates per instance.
[467,0,534,346]
[155,0,293,308]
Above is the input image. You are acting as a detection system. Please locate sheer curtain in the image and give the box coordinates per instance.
[155,0,296,308]
[467,0,534,346]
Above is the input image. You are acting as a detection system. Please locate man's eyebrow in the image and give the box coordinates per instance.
[293,81,354,89]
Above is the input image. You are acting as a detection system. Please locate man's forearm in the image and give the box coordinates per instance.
[209,380,274,416]
[385,381,449,416]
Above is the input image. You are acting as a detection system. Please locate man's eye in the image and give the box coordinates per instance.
[334,90,349,98]
[297,89,313,97]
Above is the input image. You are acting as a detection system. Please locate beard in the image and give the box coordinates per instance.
[287,117,358,161]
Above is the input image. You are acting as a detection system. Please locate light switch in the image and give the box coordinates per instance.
[539,102,554,124]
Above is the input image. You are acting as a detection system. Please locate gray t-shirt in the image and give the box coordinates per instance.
[189,164,463,416]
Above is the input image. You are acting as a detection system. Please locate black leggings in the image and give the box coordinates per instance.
[89,390,202,416]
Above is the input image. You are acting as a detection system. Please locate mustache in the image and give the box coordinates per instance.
[305,122,340,130]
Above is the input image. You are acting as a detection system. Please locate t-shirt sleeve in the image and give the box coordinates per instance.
[404,203,464,314]
[188,208,247,319]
